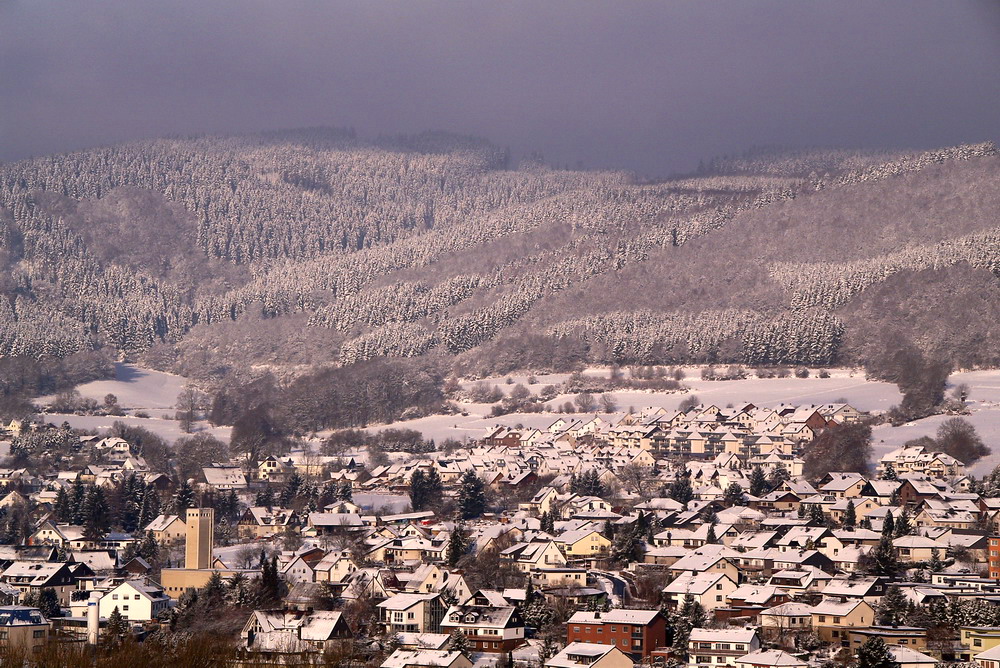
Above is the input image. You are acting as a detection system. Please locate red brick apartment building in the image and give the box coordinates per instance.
[989,536,1000,579]
[566,609,667,659]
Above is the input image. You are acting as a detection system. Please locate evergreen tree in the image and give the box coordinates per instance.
[202,570,227,607]
[280,471,304,507]
[723,483,744,507]
[106,606,127,645]
[681,594,707,628]
[881,463,898,481]
[82,486,111,539]
[337,480,353,502]
[611,524,640,565]
[856,637,899,668]
[929,547,943,573]
[808,503,826,527]
[668,471,694,508]
[24,588,61,619]
[70,478,86,525]
[138,487,160,530]
[843,499,857,529]
[540,511,556,534]
[578,469,604,497]
[706,522,718,545]
[457,471,487,519]
[446,524,470,567]
[870,535,899,576]
[636,511,649,534]
[749,466,768,497]
[448,629,471,657]
[797,503,807,519]
[255,486,275,509]
[54,487,71,523]
[174,480,196,514]
[768,465,790,489]
[882,511,895,537]
[409,469,427,511]
[258,556,284,604]
[670,614,692,662]
[894,507,911,537]
[424,468,443,506]
[138,532,160,562]
[876,586,907,626]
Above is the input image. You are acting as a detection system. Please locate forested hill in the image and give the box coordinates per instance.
[0,129,998,388]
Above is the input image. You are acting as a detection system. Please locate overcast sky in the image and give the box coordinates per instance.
[2,1,999,176]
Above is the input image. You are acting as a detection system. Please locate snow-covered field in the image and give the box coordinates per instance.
[34,363,230,442]
[38,363,188,410]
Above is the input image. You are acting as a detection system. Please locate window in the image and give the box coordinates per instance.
[818,616,826,622]
[574,627,580,633]
[33,630,45,638]
[610,626,616,632]
[621,640,627,647]
[123,605,129,611]
[976,639,983,647]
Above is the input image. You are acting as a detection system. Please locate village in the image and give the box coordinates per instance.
[0,398,995,668]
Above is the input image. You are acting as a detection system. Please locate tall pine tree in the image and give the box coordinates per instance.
[457,471,487,519]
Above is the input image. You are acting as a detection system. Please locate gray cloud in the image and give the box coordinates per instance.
[2,0,999,175]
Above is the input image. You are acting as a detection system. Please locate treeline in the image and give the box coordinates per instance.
[210,357,446,434]
[323,427,435,454]
[546,308,843,366]
[0,351,114,420]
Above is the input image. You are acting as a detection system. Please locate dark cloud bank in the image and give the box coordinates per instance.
[2,0,999,176]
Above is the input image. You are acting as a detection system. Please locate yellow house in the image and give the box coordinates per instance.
[144,515,187,545]
[963,628,1000,655]
[893,536,941,563]
[810,598,874,644]
[555,529,611,558]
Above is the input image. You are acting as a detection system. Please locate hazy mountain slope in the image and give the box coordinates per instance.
[0,130,997,380]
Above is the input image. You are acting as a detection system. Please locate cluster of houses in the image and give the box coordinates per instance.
[3,401,1000,668]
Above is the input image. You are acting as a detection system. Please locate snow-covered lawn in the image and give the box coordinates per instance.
[34,362,228,442]
[37,363,189,410]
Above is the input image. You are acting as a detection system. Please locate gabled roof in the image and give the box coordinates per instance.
[736,650,807,667]
[567,609,660,625]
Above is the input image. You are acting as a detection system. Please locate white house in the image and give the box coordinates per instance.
[99,580,172,622]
